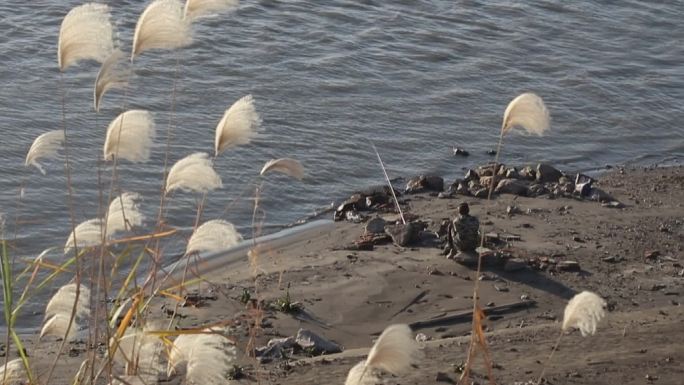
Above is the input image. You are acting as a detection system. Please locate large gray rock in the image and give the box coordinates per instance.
[536,164,563,183]
[495,178,529,196]
[295,329,342,354]
[365,217,387,234]
[405,175,444,193]
[385,222,423,246]
[519,166,536,181]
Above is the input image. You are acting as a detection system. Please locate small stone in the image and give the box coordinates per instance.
[295,329,342,354]
[415,333,430,342]
[558,260,581,272]
[602,200,624,209]
[495,178,529,196]
[385,222,423,246]
[453,147,469,157]
[644,250,660,260]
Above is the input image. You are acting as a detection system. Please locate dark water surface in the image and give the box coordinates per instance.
[0,0,683,329]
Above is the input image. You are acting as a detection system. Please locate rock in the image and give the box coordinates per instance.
[453,147,469,156]
[602,255,624,263]
[486,149,497,156]
[405,175,444,194]
[602,201,624,209]
[365,217,386,234]
[536,163,563,183]
[255,336,297,363]
[644,250,660,260]
[589,187,615,203]
[527,183,549,197]
[437,192,453,199]
[415,333,430,342]
[506,167,520,179]
[452,251,478,266]
[385,222,423,246]
[504,258,528,272]
[365,194,389,208]
[435,372,454,383]
[506,205,522,215]
[479,175,497,188]
[295,329,342,354]
[464,169,479,182]
[473,188,489,198]
[495,178,529,196]
[519,166,536,180]
[558,260,581,272]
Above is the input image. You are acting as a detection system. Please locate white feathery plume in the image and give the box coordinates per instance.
[64,218,104,253]
[107,192,145,236]
[562,291,607,336]
[185,219,242,255]
[112,325,165,381]
[58,3,115,71]
[214,95,261,156]
[346,324,420,385]
[103,110,156,163]
[167,331,237,384]
[184,0,239,20]
[0,358,26,385]
[25,130,65,175]
[165,153,222,194]
[260,158,305,180]
[501,92,550,136]
[131,0,193,61]
[94,49,130,112]
[41,283,91,340]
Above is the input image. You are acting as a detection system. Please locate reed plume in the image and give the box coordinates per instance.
[25,130,65,175]
[184,0,239,20]
[40,284,90,340]
[562,291,607,336]
[536,291,607,384]
[501,92,550,136]
[112,325,165,381]
[345,324,419,385]
[165,153,222,194]
[0,358,26,385]
[185,219,242,255]
[64,219,104,253]
[103,110,156,163]
[131,0,193,61]
[94,49,130,112]
[58,3,115,71]
[214,95,261,156]
[260,158,305,180]
[167,331,238,384]
[107,192,145,236]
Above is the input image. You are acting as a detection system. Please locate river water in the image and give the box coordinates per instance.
[0,0,683,329]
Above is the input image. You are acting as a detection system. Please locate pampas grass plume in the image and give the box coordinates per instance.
[58,3,115,71]
[214,95,261,156]
[25,130,65,175]
[184,0,239,20]
[186,219,242,255]
[260,158,305,180]
[107,192,145,236]
[0,358,26,385]
[112,324,165,380]
[64,218,104,253]
[94,49,130,112]
[345,324,419,385]
[562,291,607,336]
[165,153,222,194]
[501,92,550,136]
[41,283,90,340]
[131,0,192,61]
[167,331,237,384]
[103,110,156,163]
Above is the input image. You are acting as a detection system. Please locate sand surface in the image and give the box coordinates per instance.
[7,166,683,385]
